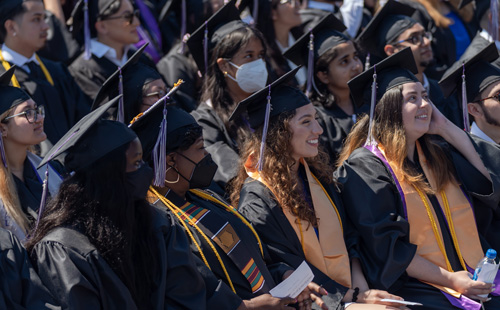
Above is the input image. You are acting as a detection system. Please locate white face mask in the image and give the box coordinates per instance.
[226,58,268,93]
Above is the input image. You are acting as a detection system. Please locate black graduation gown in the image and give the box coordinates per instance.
[156,43,200,113]
[335,135,500,309]
[30,205,206,310]
[154,190,293,307]
[0,59,91,156]
[238,168,359,310]
[191,103,240,190]
[0,228,60,310]
[68,49,156,100]
[428,77,463,128]
[315,103,369,164]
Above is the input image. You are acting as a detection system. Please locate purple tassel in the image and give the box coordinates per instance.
[35,167,49,230]
[490,0,499,41]
[203,21,209,74]
[257,86,272,171]
[306,30,314,97]
[461,64,470,132]
[0,132,7,168]
[364,53,371,71]
[365,66,377,146]
[83,0,91,60]
[252,0,259,26]
[117,67,125,123]
[152,101,168,187]
[178,0,187,54]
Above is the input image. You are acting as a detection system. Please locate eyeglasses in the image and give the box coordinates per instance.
[143,89,167,99]
[100,10,140,25]
[279,0,299,7]
[474,91,500,103]
[393,31,433,46]
[3,105,45,124]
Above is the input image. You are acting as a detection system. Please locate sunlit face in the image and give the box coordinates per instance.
[289,103,323,161]
[98,0,140,45]
[141,79,167,112]
[401,82,432,141]
[11,1,49,53]
[125,138,143,173]
[477,82,500,127]
[392,23,433,69]
[320,41,362,94]
[272,0,302,29]
[1,99,46,147]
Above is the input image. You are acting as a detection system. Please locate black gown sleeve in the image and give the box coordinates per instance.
[238,180,347,310]
[0,228,60,310]
[335,148,417,292]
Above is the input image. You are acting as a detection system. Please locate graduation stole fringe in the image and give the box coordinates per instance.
[245,155,352,288]
[150,187,268,295]
[367,143,486,304]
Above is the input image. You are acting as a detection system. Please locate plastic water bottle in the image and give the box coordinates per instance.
[473,249,499,298]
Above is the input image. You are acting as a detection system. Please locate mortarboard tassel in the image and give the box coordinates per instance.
[252,0,259,27]
[365,66,377,146]
[203,21,209,74]
[35,167,49,230]
[461,64,470,132]
[257,86,272,171]
[305,31,314,97]
[83,0,91,60]
[178,0,187,54]
[0,132,7,168]
[117,67,125,123]
[152,101,168,187]
[490,0,499,41]
[364,53,371,71]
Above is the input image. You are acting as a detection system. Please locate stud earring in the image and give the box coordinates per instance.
[223,71,228,76]
[13,32,16,37]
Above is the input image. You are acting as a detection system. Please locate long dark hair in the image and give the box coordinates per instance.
[27,142,158,309]
[200,25,266,144]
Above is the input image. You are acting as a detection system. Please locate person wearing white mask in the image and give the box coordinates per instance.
[188,2,269,193]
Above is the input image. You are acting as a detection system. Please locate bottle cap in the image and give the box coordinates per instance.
[486,249,497,260]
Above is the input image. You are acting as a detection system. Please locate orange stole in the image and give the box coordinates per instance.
[245,156,352,288]
[380,142,484,297]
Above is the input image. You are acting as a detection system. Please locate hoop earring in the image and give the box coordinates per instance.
[164,167,180,184]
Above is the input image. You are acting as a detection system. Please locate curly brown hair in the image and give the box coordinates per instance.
[230,110,334,228]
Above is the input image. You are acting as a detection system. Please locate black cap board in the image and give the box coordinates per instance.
[0,66,31,114]
[38,95,137,172]
[284,13,347,67]
[70,0,122,38]
[356,0,416,58]
[439,43,500,102]
[159,0,206,23]
[229,66,308,128]
[348,47,419,108]
[186,0,247,74]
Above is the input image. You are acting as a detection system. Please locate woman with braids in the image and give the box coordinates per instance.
[232,68,407,310]
[336,48,500,309]
[26,97,206,309]
[188,1,269,191]
[129,88,328,310]
[284,13,365,163]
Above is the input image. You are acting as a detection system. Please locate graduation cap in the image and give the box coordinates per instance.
[91,43,149,122]
[347,47,419,146]
[229,67,307,170]
[238,0,260,25]
[186,0,247,74]
[439,43,500,131]
[283,13,347,95]
[475,0,499,41]
[355,0,416,58]
[0,66,32,168]
[128,80,187,187]
[0,0,23,29]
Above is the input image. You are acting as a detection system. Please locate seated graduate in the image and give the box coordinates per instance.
[26,97,206,309]
[68,0,155,100]
[0,227,59,310]
[336,48,500,309]
[232,68,407,310]
[439,43,500,253]
[284,13,365,163]
[0,0,91,156]
[189,1,269,192]
[0,67,63,242]
[129,89,328,310]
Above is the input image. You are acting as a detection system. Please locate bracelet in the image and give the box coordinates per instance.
[352,287,360,303]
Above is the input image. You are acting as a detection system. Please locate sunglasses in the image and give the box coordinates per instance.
[3,105,45,124]
[100,9,140,25]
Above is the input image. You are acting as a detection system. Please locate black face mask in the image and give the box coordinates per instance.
[176,153,218,189]
[125,163,154,200]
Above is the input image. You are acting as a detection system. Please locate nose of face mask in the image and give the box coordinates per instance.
[227,58,269,93]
